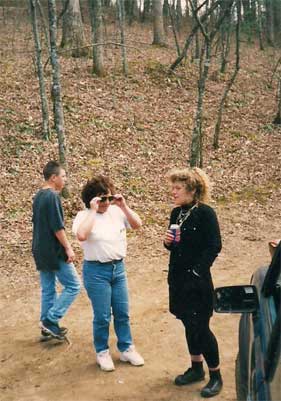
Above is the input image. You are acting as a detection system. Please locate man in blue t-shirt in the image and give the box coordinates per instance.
[32,161,81,340]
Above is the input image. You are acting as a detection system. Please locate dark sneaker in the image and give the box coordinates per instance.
[201,377,223,398]
[175,367,205,386]
[41,319,66,340]
[40,326,68,342]
[40,330,52,342]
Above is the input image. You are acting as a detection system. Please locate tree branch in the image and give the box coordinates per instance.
[188,0,209,41]
[170,0,222,71]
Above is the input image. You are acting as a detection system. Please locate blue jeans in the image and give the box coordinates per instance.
[39,261,81,324]
[83,260,133,353]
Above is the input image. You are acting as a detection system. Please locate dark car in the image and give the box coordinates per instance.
[214,243,281,401]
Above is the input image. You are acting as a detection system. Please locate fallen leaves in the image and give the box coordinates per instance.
[1,20,281,288]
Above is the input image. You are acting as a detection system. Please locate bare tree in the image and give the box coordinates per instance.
[170,0,220,71]
[190,41,210,167]
[271,56,281,124]
[189,0,234,166]
[36,0,50,53]
[242,0,250,23]
[89,0,105,76]
[48,0,69,195]
[220,13,232,73]
[124,0,139,24]
[213,0,241,149]
[176,0,182,32]
[152,0,166,45]
[168,2,180,56]
[256,0,264,50]
[273,77,281,124]
[102,0,112,7]
[192,0,200,60]
[273,0,281,46]
[29,0,50,139]
[117,0,128,75]
[142,0,151,22]
[61,0,87,57]
[265,0,275,46]
[163,0,169,27]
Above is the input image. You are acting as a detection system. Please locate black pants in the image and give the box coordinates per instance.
[181,314,220,368]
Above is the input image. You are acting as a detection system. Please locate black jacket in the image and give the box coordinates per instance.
[165,203,222,319]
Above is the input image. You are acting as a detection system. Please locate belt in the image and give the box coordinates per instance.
[85,258,123,265]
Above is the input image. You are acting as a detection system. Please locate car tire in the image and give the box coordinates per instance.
[235,352,247,401]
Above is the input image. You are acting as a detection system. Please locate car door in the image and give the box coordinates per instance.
[249,244,281,401]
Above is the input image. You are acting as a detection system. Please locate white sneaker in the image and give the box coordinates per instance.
[120,345,144,366]
[96,350,115,371]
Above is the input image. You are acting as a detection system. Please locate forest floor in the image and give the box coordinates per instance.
[1,9,281,401]
[0,210,279,401]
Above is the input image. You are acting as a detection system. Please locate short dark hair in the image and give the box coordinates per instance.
[82,175,115,208]
[43,161,61,180]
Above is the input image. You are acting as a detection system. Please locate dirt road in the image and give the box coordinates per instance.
[0,211,275,401]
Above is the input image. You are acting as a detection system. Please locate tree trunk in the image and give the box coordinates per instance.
[192,0,200,60]
[257,0,264,50]
[189,0,234,165]
[273,74,281,124]
[117,0,128,75]
[242,0,250,23]
[168,3,181,56]
[48,0,69,196]
[176,0,182,32]
[265,0,275,46]
[220,13,231,73]
[61,0,87,57]
[102,0,111,7]
[170,0,221,71]
[185,0,190,17]
[190,41,210,167]
[36,0,50,53]
[273,0,281,46]
[152,0,166,45]
[163,0,169,32]
[89,0,105,76]
[250,0,256,21]
[132,0,139,21]
[213,0,241,149]
[124,0,138,24]
[142,0,151,22]
[29,0,50,139]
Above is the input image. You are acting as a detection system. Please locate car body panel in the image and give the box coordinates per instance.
[214,243,281,401]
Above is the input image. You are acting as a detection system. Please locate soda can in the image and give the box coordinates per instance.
[170,224,180,243]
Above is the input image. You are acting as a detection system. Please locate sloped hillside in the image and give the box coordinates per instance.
[1,12,281,401]
[0,18,281,287]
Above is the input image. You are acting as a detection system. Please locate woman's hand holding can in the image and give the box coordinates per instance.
[164,224,181,245]
[170,224,181,243]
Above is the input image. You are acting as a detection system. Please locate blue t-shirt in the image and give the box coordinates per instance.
[32,189,66,271]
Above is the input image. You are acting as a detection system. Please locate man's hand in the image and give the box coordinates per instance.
[65,246,75,263]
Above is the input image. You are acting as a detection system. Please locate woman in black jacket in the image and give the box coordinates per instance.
[164,167,222,398]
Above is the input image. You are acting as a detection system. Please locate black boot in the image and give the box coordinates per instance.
[200,370,223,398]
[175,362,205,386]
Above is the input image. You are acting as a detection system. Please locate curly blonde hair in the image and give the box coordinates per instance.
[168,167,211,204]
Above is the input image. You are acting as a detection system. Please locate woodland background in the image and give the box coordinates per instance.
[0,1,281,401]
